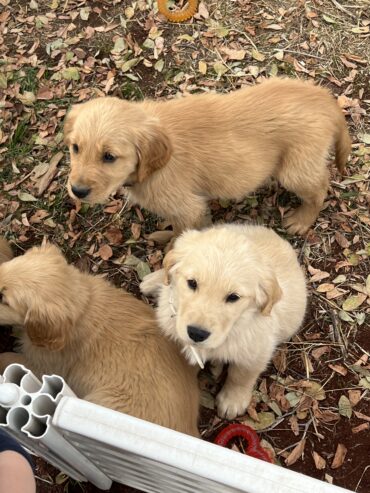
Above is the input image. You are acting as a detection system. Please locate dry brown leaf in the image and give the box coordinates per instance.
[146,230,174,245]
[354,354,368,366]
[328,364,348,376]
[312,346,330,360]
[104,227,123,245]
[97,244,113,261]
[37,151,64,196]
[352,423,369,433]
[285,439,306,466]
[312,451,326,470]
[37,86,54,100]
[335,231,350,248]
[308,267,330,283]
[331,443,347,469]
[348,390,361,407]
[314,408,340,423]
[103,200,123,214]
[272,347,287,372]
[246,396,259,422]
[221,47,246,60]
[326,287,347,300]
[131,223,141,240]
[353,411,370,422]
[316,283,334,293]
[289,415,299,436]
[29,209,49,224]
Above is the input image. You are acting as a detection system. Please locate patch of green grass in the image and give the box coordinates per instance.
[5,119,34,161]
[47,182,70,223]
[12,67,39,93]
[0,163,14,182]
[93,36,114,58]
[120,81,144,101]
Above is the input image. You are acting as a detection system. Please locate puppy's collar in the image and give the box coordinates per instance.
[168,287,204,369]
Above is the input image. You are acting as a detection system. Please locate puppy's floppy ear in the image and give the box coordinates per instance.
[24,303,74,351]
[256,274,282,316]
[163,249,179,285]
[64,104,82,145]
[136,124,172,183]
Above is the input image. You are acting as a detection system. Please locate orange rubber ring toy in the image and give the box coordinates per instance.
[157,0,199,22]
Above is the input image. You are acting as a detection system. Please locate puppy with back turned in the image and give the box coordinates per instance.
[0,241,199,436]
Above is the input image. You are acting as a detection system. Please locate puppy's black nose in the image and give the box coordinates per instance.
[187,325,210,343]
[71,185,91,199]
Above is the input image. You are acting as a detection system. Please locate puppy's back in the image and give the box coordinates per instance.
[84,285,200,437]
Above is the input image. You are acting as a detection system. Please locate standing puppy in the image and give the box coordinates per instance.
[65,78,350,236]
[140,225,307,419]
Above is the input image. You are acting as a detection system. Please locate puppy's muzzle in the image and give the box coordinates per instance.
[187,325,210,343]
[71,184,91,199]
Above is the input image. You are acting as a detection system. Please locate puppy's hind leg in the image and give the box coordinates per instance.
[278,154,329,235]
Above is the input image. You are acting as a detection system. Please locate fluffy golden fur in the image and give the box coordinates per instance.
[140,224,307,419]
[0,242,199,436]
[65,77,350,236]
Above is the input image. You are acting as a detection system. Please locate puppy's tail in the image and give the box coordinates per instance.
[335,117,351,174]
[0,238,13,264]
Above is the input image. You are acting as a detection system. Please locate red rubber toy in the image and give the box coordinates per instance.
[214,424,273,463]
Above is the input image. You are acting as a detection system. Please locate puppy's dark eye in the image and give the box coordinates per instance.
[72,144,79,154]
[103,152,116,163]
[187,279,197,291]
[226,293,240,303]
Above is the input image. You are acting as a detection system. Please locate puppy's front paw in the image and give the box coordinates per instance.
[216,384,252,420]
[283,207,314,236]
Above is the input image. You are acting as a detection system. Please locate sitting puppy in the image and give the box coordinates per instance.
[0,242,199,437]
[65,77,350,236]
[140,224,307,419]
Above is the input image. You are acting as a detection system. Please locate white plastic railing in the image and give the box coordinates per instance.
[0,364,111,489]
[0,364,354,493]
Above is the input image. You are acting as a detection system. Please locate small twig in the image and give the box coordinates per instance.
[282,49,326,60]
[232,29,258,51]
[34,475,54,485]
[355,465,370,492]
[354,342,370,359]
[329,0,357,19]
[276,419,313,456]
[257,410,296,433]
[330,310,348,357]
[309,409,324,439]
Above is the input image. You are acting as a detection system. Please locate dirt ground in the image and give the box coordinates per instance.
[0,0,369,492]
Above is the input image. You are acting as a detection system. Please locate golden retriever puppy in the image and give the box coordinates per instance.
[140,224,307,419]
[0,242,199,437]
[65,77,350,236]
